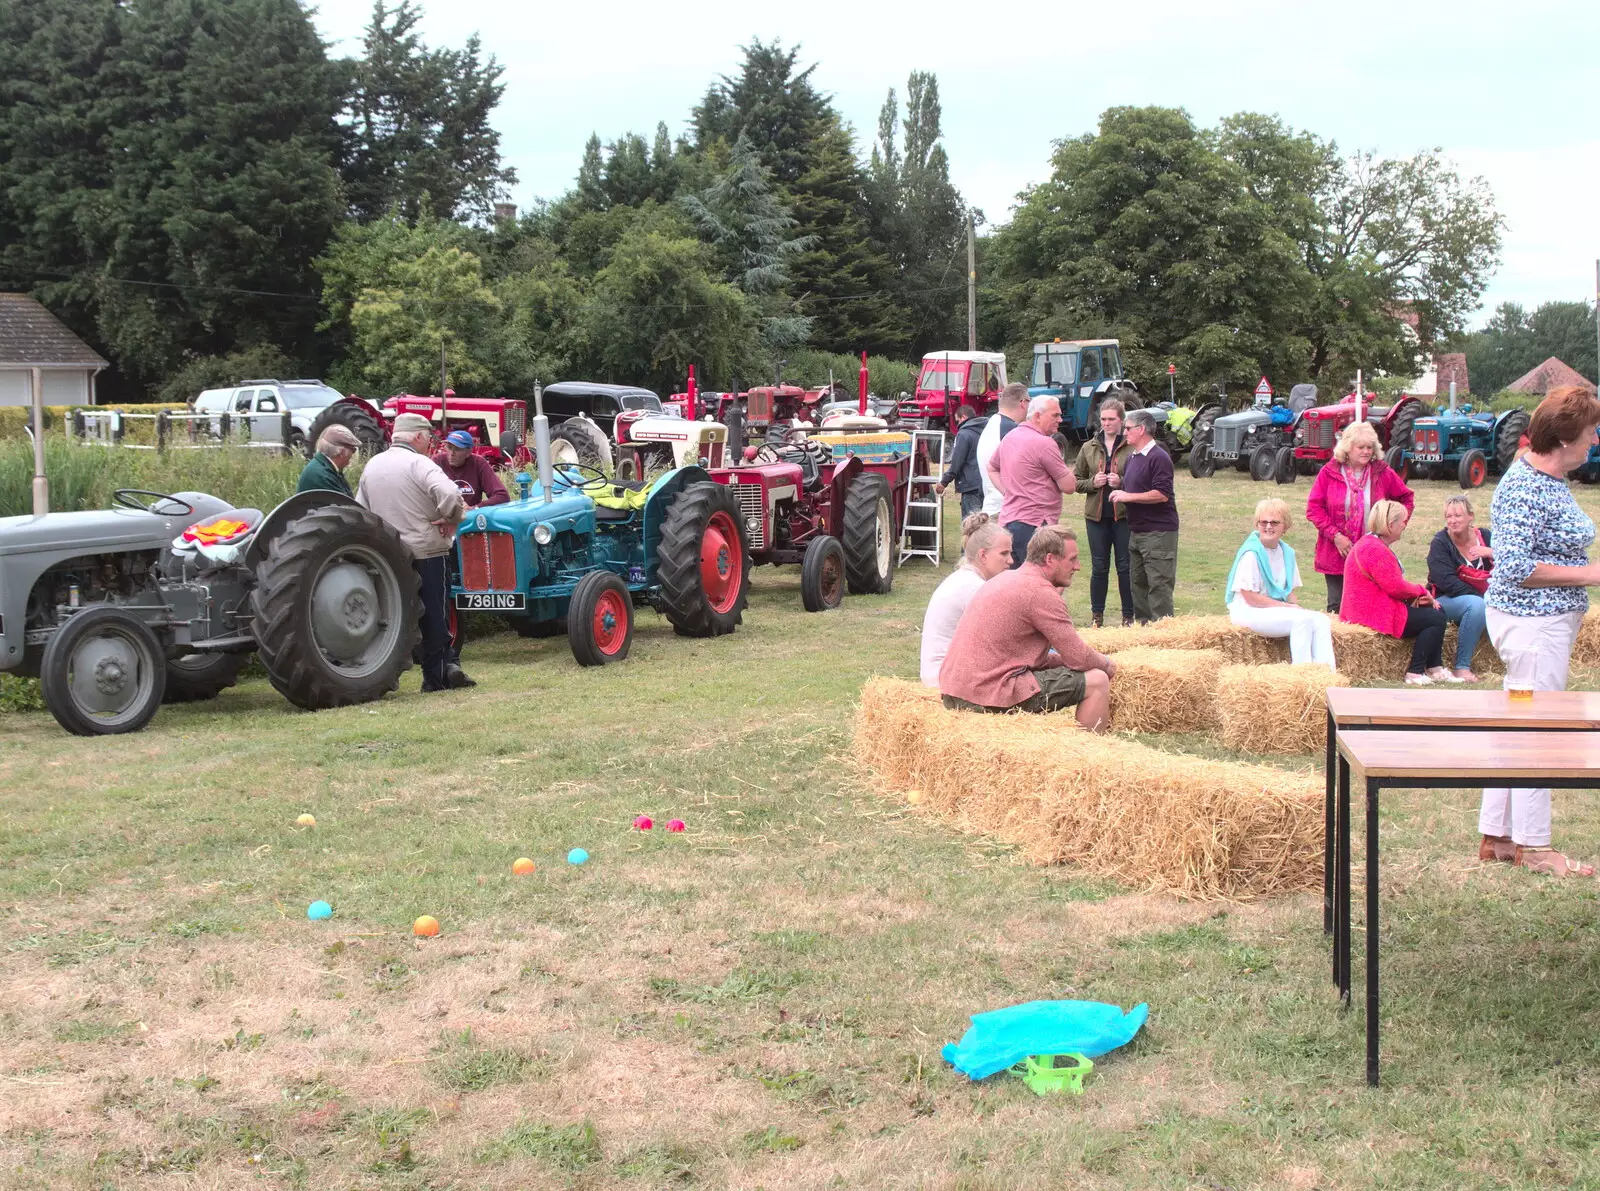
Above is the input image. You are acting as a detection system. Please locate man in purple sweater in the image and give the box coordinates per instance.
[1109,408,1178,622]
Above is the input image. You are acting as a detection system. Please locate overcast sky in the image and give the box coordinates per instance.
[313,0,1599,325]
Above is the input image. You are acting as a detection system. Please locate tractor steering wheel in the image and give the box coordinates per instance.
[553,463,611,492]
[113,489,196,517]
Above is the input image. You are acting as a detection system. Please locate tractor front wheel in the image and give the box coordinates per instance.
[800,535,846,612]
[163,652,249,703]
[1459,448,1488,489]
[1248,444,1276,482]
[40,605,167,736]
[1273,446,1297,485]
[656,482,751,637]
[251,504,419,709]
[568,571,633,666]
[1188,444,1215,478]
[842,472,896,595]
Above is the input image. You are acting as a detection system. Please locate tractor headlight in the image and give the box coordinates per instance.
[533,523,554,546]
[745,516,761,533]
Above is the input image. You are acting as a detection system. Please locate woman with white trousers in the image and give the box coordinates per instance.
[1225,496,1337,667]
[1479,385,1600,876]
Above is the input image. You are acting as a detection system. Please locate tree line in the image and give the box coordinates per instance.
[1,0,1515,406]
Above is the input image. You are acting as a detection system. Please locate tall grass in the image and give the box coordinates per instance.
[0,439,307,518]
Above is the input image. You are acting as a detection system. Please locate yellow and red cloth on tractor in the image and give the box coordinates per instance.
[182,516,254,546]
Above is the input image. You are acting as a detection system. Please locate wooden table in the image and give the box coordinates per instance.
[1322,690,1600,949]
[1336,729,1600,1086]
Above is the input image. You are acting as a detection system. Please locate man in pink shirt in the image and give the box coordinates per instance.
[938,525,1116,730]
[986,391,1077,566]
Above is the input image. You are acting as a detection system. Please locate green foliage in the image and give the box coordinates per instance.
[1457,300,1598,396]
[431,1028,534,1092]
[340,1,515,224]
[0,675,44,713]
[786,348,916,397]
[152,346,298,406]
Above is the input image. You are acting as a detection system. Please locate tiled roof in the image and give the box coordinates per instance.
[0,292,108,368]
[1506,356,1596,395]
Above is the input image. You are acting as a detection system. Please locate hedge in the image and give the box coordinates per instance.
[0,403,191,442]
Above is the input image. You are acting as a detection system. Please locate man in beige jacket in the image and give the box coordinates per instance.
[357,413,468,692]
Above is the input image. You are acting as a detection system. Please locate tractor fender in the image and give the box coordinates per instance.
[825,456,864,540]
[243,489,363,569]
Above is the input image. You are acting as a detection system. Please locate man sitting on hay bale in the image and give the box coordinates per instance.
[937,525,1117,730]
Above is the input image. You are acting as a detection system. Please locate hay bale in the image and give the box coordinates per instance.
[1106,647,1224,733]
[854,678,1322,901]
[1573,608,1600,671]
[1326,622,1408,683]
[1217,664,1351,755]
[1079,615,1289,666]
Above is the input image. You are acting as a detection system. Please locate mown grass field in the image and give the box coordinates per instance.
[5,465,1600,1190]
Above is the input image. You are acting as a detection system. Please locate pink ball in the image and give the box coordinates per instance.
[633,815,654,831]
[666,819,686,833]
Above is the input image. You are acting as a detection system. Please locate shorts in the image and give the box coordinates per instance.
[941,667,1089,714]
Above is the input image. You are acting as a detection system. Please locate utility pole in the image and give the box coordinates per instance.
[1594,259,1599,385]
[439,339,449,425]
[966,213,977,352]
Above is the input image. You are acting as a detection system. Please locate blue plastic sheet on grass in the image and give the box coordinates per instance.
[941,999,1149,1081]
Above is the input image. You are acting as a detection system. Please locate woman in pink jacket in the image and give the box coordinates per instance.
[1339,500,1453,684]
[1305,421,1414,612]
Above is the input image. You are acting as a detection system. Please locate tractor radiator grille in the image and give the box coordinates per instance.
[458,531,517,591]
[1212,425,1243,456]
[1308,420,1336,450]
[731,484,766,547]
[503,406,525,444]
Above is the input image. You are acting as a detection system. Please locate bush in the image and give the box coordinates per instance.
[0,438,305,518]
[0,674,44,713]
[152,346,297,406]
[785,348,917,398]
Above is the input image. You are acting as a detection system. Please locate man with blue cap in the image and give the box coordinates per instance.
[431,429,509,509]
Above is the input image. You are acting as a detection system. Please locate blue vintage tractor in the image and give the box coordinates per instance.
[1392,386,1529,489]
[449,392,751,665]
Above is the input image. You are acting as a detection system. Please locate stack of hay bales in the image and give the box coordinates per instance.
[1105,647,1224,733]
[1216,664,1351,755]
[1080,616,1287,666]
[855,678,1322,901]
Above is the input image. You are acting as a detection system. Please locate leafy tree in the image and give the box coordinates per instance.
[580,222,758,393]
[0,0,344,393]
[486,237,589,395]
[340,0,515,223]
[692,40,831,187]
[1459,300,1598,395]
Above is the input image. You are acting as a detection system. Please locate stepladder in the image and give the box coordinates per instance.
[899,429,946,566]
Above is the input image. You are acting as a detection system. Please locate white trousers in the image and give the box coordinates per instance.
[1228,601,1337,667]
[1478,607,1585,847]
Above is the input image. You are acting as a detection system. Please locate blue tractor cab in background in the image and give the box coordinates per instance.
[1028,339,1144,441]
[1392,383,1529,489]
[450,386,751,665]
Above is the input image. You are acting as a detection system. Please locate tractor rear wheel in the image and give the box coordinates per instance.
[568,571,633,666]
[1384,445,1406,475]
[1459,448,1488,489]
[1495,410,1530,472]
[1188,443,1215,478]
[251,504,419,709]
[800,535,846,612]
[842,472,896,595]
[40,605,167,736]
[656,482,750,637]
[549,418,611,473]
[1191,404,1222,452]
[1248,444,1276,482]
[1273,446,1297,485]
[1385,401,1427,457]
[163,652,248,703]
[304,401,385,460]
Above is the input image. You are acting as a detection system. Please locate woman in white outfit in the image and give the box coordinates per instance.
[919,513,1014,686]
[1477,385,1600,876]
[1225,497,1336,667]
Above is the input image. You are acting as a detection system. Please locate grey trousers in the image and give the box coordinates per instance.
[1129,530,1178,622]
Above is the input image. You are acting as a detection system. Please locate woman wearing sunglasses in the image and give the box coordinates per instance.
[1225,497,1336,667]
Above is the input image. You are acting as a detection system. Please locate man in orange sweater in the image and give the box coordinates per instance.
[937,524,1116,730]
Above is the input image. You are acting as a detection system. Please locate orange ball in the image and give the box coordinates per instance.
[512,857,535,875]
[412,915,440,937]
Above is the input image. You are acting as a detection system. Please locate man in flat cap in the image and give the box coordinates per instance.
[356,414,470,693]
[296,424,362,497]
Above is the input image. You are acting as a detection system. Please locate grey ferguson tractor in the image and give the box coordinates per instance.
[0,489,419,735]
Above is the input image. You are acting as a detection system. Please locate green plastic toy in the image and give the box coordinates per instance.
[1011,1052,1093,1096]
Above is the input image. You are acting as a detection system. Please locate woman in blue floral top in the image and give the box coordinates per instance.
[1480,386,1600,876]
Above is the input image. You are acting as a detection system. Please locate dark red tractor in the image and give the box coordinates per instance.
[1287,391,1431,482]
[304,390,530,465]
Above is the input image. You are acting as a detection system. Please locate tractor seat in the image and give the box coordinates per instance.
[592,505,634,522]
[590,483,649,522]
[169,507,265,570]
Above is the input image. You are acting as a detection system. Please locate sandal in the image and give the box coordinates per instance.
[1479,834,1516,863]
[1514,847,1597,878]
[1427,667,1466,684]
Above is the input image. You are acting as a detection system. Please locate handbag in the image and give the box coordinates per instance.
[1454,529,1491,594]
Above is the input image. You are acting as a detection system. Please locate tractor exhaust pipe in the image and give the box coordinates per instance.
[1449,380,1458,414]
[532,380,554,505]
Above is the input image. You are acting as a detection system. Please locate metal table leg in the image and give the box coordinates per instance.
[1336,753,1352,1000]
[1365,777,1381,1087]
[1324,708,1336,934]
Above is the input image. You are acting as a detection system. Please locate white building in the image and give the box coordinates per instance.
[0,293,108,406]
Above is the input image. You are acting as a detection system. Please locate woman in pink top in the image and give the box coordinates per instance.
[1305,422,1413,613]
[1339,500,1452,684]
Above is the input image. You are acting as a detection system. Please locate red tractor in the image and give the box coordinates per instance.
[304,390,530,465]
[705,425,913,611]
[667,383,846,444]
[1287,391,1431,482]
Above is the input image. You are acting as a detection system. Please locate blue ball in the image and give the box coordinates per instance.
[307,900,333,921]
[567,848,589,866]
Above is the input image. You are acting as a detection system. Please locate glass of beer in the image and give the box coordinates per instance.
[1508,681,1534,702]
